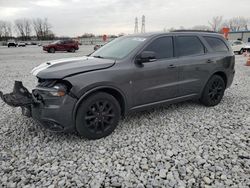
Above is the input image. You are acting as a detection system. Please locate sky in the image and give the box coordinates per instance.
[0,0,249,37]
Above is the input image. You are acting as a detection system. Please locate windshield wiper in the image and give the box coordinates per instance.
[93,55,104,59]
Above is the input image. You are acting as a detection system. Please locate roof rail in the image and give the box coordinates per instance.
[172,30,218,33]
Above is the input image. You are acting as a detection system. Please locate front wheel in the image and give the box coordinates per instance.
[200,75,226,106]
[48,48,55,53]
[76,92,121,139]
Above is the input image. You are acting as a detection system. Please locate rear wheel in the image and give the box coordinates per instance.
[200,75,225,106]
[69,48,75,53]
[76,92,121,139]
[49,48,55,53]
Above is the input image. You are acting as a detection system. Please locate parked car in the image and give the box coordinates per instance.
[0,31,235,139]
[43,40,79,53]
[94,44,104,51]
[17,42,26,47]
[229,40,245,54]
[7,41,17,47]
[242,42,250,53]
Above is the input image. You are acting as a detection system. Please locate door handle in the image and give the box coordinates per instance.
[168,64,176,69]
[207,59,214,63]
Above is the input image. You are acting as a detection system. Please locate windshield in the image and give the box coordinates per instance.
[91,36,147,59]
[51,40,60,44]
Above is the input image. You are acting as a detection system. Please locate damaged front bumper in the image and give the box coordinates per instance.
[0,81,77,132]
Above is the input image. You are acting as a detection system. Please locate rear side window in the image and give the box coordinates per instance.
[176,36,205,57]
[204,36,228,52]
[234,41,243,45]
[144,36,174,59]
[64,40,72,44]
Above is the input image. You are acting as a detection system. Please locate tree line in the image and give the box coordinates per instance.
[165,16,250,33]
[209,16,249,32]
[0,18,54,41]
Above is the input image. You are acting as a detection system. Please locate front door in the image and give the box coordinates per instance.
[132,36,179,107]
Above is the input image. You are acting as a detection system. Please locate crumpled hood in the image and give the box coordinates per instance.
[31,56,115,79]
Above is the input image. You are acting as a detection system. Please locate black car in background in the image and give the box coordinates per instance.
[7,41,17,47]
[1,31,235,139]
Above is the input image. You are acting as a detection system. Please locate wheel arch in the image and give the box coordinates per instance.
[200,70,228,97]
[73,86,127,125]
[213,71,227,87]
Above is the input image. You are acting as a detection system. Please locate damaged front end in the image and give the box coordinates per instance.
[0,81,33,117]
[0,80,77,132]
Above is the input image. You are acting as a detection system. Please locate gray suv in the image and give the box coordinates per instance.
[0,31,235,139]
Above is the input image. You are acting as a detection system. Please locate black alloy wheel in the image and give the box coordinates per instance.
[200,75,225,106]
[76,92,121,139]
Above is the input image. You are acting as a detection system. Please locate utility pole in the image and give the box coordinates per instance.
[141,15,145,33]
[134,17,138,34]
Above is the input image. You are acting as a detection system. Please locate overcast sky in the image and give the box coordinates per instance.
[0,0,249,36]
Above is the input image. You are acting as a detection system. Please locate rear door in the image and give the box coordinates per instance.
[64,40,73,51]
[56,41,66,51]
[175,35,211,97]
[132,36,179,106]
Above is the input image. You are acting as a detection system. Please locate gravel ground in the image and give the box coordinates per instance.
[0,46,249,188]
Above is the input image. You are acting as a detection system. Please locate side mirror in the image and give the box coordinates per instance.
[136,51,156,64]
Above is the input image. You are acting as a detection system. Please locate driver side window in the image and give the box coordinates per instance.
[143,36,174,59]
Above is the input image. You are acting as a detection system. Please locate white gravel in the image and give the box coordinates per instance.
[0,46,250,187]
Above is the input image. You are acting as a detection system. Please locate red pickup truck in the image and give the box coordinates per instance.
[43,39,79,53]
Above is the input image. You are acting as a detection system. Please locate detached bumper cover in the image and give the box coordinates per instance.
[0,81,77,132]
[0,81,33,107]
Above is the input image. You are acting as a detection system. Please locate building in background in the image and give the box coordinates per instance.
[228,31,250,43]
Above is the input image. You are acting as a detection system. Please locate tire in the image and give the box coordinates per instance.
[49,48,55,53]
[200,75,226,106]
[69,48,75,53]
[76,92,121,139]
[239,49,244,55]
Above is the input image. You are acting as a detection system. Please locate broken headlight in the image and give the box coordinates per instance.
[36,80,71,97]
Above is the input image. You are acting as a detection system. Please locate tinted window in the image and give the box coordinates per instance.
[204,37,228,52]
[64,40,73,44]
[144,37,174,59]
[176,36,205,56]
[234,41,242,45]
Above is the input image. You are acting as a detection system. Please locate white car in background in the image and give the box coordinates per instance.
[17,42,26,47]
[229,40,245,54]
[243,42,250,53]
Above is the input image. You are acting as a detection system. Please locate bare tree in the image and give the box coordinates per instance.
[15,19,25,39]
[0,21,4,39]
[33,18,54,40]
[0,21,12,40]
[227,17,249,31]
[208,16,223,31]
[24,19,31,38]
[33,18,43,39]
[15,18,31,40]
